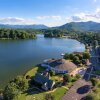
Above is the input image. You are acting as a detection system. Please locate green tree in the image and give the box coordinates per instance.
[90,78,99,87]
[85,94,94,100]
[50,71,55,76]
[85,93,100,100]
[73,56,80,64]
[64,53,70,60]
[76,74,81,79]
[93,40,98,48]
[63,74,72,83]
[0,29,36,39]
[4,76,29,100]
[69,54,75,60]
[20,33,26,39]
[4,82,20,100]
[75,54,83,60]
[14,76,29,91]
[83,52,90,59]
[82,59,87,64]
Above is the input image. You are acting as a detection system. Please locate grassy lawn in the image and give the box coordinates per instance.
[24,66,45,78]
[16,87,67,100]
[24,66,63,82]
[94,70,100,75]
[50,74,63,82]
[66,82,74,88]
[17,66,77,100]
[16,92,46,100]
[51,87,67,100]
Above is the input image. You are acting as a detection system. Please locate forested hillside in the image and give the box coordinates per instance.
[0,29,36,39]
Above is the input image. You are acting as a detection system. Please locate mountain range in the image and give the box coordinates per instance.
[0,21,100,31]
[0,24,48,29]
[58,21,100,31]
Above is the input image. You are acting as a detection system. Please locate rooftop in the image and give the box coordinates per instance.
[46,59,77,73]
[34,73,54,89]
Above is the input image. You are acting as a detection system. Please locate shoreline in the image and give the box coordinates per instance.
[23,64,41,77]
[0,37,85,90]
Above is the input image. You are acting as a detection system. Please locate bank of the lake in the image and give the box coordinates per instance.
[0,35,85,89]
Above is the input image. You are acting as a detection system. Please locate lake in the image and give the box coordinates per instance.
[0,35,85,88]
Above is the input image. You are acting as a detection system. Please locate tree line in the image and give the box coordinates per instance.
[0,29,37,39]
[42,29,100,47]
[43,29,70,37]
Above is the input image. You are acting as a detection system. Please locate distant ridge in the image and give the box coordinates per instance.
[0,24,49,29]
[58,21,100,31]
[1,21,100,31]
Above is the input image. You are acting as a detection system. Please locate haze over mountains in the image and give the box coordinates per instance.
[0,24,48,29]
[58,21,100,31]
[0,21,100,31]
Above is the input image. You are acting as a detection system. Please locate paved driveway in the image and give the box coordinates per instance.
[62,79,91,100]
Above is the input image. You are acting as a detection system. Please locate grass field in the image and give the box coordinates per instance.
[16,66,76,100]
[24,66,45,78]
[51,87,67,100]
[16,87,67,100]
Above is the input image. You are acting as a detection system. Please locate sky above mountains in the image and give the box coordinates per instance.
[0,0,100,26]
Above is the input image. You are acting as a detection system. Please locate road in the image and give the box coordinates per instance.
[62,79,91,100]
[83,47,100,80]
[62,47,100,100]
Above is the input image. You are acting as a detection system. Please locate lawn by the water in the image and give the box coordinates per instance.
[15,66,67,100]
[24,66,45,78]
[17,87,67,100]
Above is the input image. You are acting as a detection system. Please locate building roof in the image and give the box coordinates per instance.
[73,52,83,55]
[47,59,77,73]
[34,73,54,89]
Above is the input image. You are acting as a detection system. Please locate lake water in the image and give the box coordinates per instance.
[0,35,85,88]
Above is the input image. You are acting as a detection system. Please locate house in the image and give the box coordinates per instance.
[73,51,83,55]
[33,73,55,91]
[41,58,77,74]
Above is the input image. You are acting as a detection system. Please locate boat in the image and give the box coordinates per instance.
[61,53,65,56]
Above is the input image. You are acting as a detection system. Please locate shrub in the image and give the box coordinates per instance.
[45,93,54,100]
[50,71,55,76]
[3,76,29,100]
[73,56,80,65]
[84,94,98,100]
[71,78,77,82]
[76,74,81,79]
[63,74,72,83]
[75,54,83,60]
[93,88,100,94]
[90,78,99,87]
[26,75,31,79]
[69,54,75,60]
[64,53,70,60]
[82,59,87,64]
[83,52,90,59]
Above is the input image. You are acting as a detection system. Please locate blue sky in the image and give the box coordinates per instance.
[0,0,100,26]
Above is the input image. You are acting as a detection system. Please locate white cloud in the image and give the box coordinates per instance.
[36,15,62,20]
[96,8,100,13]
[93,0,100,3]
[0,17,35,25]
[0,16,63,26]
[36,16,50,20]
[51,16,62,20]
[65,8,100,23]
[1,8,100,27]
[94,0,97,2]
